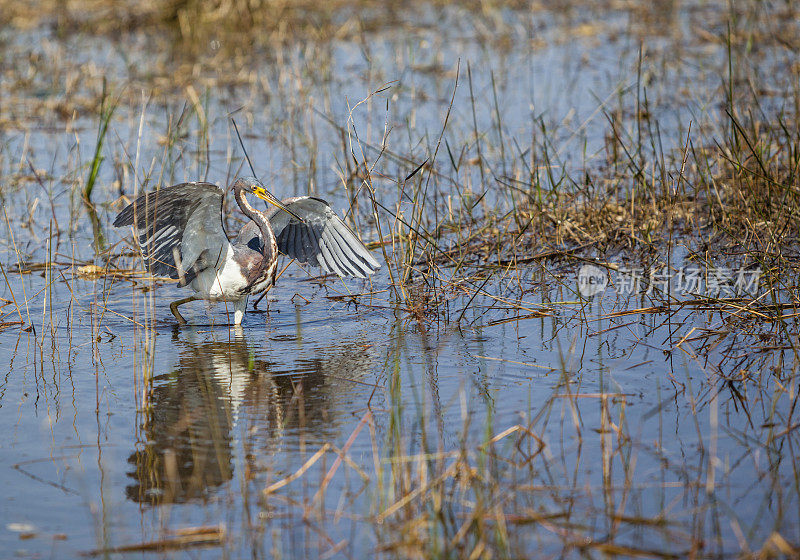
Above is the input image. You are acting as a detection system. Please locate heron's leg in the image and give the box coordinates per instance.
[252,290,268,309]
[233,298,248,326]
[169,296,198,325]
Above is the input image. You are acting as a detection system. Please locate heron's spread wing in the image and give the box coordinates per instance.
[267,197,380,278]
[113,182,229,285]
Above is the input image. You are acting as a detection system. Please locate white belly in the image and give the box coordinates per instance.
[190,247,250,302]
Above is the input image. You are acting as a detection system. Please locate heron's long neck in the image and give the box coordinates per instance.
[234,185,275,254]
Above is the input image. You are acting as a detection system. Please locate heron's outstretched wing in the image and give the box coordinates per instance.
[113,182,229,285]
[266,197,380,278]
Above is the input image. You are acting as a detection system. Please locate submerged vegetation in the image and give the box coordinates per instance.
[1,0,799,558]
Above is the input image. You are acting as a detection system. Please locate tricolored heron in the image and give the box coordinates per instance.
[114,177,380,325]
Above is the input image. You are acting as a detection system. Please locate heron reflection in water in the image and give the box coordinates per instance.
[125,330,374,505]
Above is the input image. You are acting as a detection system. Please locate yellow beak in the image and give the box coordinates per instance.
[252,186,304,222]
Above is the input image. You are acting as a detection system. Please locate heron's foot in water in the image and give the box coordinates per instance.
[170,296,198,325]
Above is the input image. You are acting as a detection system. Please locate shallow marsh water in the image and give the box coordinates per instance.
[1,1,799,558]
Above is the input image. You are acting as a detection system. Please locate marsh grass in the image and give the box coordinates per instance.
[247,3,800,555]
[1,0,799,558]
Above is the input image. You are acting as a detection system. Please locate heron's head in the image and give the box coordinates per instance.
[236,177,303,221]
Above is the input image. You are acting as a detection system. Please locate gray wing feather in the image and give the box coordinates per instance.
[114,182,228,285]
[298,224,312,262]
[320,227,358,276]
[329,223,372,277]
[305,223,333,270]
[292,222,303,261]
[268,197,380,278]
[180,193,229,273]
[315,230,338,273]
